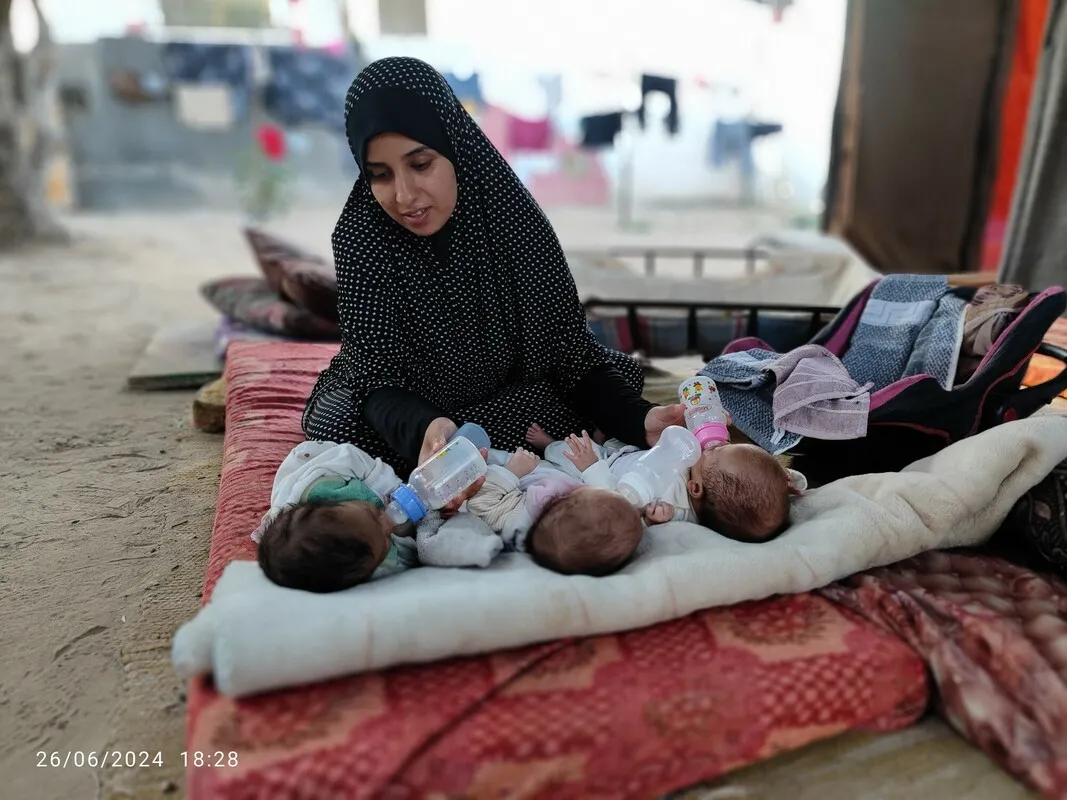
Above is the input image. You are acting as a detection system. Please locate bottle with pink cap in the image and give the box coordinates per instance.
[678,376,730,449]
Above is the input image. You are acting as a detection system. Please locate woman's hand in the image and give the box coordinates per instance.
[441,447,489,518]
[644,404,686,447]
[644,404,733,447]
[419,416,458,466]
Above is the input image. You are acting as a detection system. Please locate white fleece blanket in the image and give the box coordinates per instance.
[173,416,1067,697]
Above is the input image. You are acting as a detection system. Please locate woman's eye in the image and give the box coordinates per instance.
[411,161,432,172]
[367,171,389,182]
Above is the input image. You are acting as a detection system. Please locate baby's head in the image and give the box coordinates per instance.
[688,443,798,542]
[257,501,394,592]
[527,487,644,576]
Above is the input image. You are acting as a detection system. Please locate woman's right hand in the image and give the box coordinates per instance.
[419,416,458,466]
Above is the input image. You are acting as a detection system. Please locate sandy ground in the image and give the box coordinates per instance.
[0,204,1034,800]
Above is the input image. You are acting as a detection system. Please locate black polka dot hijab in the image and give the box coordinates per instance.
[330,56,609,415]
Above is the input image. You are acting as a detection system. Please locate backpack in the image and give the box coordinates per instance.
[720,280,1067,484]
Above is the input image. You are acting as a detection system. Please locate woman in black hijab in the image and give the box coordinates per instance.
[303,57,684,475]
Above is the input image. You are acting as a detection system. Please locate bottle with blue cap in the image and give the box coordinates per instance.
[384,427,489,524]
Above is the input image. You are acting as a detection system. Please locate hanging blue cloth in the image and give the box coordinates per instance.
[442,72,484,106]
[162,42,253,117]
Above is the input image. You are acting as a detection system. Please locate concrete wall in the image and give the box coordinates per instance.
[57,37,356,211]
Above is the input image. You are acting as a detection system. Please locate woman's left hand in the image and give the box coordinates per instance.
[419,416,458,466]
[441,447,489,518]
[644,404,686,447]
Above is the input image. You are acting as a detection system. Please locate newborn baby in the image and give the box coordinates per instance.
[528,424,698,524]
[469,448,645,576]
[688,441,806,542]
[253,441,430,593]
[530,425,805,542]
[258,498,413,593]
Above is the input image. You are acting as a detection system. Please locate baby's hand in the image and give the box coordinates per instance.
[506,447,541,478]
[563,431,598,472]
[643,501,675,525]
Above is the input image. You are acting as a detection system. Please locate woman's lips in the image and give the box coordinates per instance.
[402,208,430,227]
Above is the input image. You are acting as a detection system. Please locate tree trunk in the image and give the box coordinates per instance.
[0,0,66,248]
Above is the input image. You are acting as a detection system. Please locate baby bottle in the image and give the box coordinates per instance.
[385,437,488,524]
[616,426,701,508]
[678,376,730,449]
[449,422,491,451]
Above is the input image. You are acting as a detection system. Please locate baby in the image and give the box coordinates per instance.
[528,424,804,542]
[258,498,411,593]
[253,441,425,593]
[471,448,645,576]
[688,441,805,542]
[256,440,644,593]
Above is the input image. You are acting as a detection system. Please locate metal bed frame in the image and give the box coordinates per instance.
[567,245,770,278]
[571,247,1067,411]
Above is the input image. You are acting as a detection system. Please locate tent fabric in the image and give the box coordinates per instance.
[825,0,1013,276]
[979,0,1050,272]
[999,0,1067,292]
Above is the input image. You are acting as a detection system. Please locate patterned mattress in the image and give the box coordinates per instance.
[185,342,929,799]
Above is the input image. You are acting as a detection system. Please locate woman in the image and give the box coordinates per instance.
[303,57,684,475]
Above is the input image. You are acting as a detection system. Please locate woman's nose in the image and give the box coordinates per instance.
[395,172,417,206]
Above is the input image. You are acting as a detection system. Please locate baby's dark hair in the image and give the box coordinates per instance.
[527,489,643,576]
[257,502,377,592]
[696,451,791,543]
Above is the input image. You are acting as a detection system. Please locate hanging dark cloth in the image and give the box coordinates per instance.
[262,46,355,133]
[637,74,679,135]
[579,112,624,149]
[303,58,649,475]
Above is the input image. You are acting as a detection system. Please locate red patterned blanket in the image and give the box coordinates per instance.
[186,342,929,799]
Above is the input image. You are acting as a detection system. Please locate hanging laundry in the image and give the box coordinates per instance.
[710,120,784,165]
[710,120,756,173]
[443,71,484,110]
[162,42,252,118]
[750,121,783,139]
[637,74,679,135]
[262,46,355,133]
[538,74,562,112]
[506,113,552,152]
[579,112,624,149]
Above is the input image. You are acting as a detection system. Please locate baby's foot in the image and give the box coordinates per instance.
[526,422,553,449]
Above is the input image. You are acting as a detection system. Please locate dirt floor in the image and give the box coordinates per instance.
[0,206,1035,799]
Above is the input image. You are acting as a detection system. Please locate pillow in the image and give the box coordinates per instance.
[242,227,329,295]
[278,259,339,323]
[200,277,340,340]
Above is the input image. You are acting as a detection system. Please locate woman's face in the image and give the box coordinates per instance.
[364,133,457,236]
